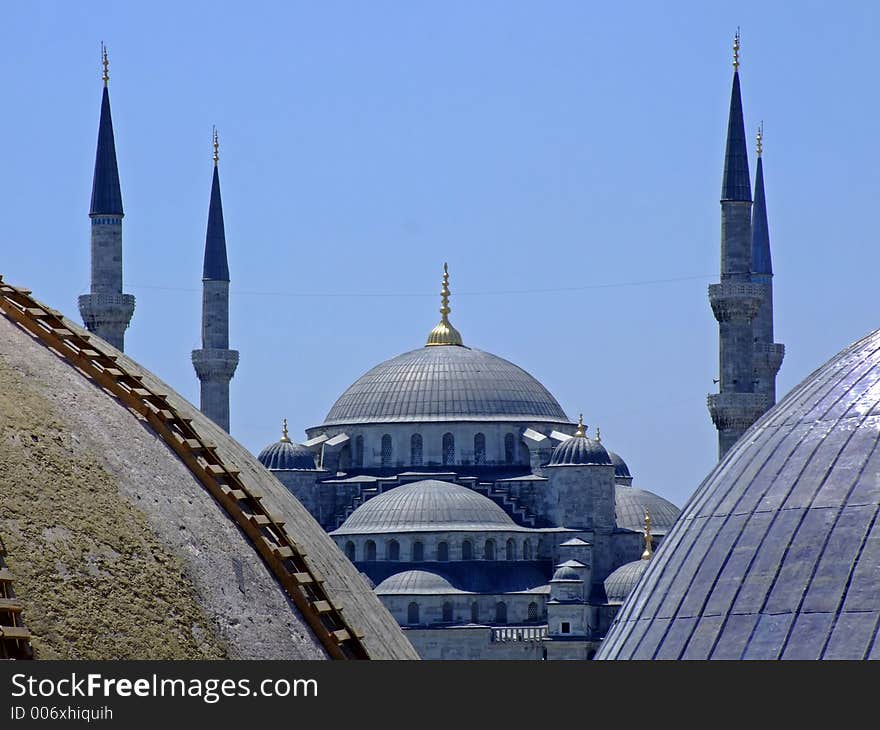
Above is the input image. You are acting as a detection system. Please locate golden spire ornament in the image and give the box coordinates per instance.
[641,510,654,560]
[101,42,109,86]
[756,122,763,157]
[280,418,291,443]
[733,29,741,71]
[213,126,220,166]
[426,263,464,346]
[595,426,602,443]
[574,414,586,437]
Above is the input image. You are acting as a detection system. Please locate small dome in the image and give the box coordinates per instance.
[604,560,649,604]
[375,570,468,595]
[549,433,611,466]
[332,479,519,535]
[257,440,317,470]
[608,450,631,479]
[615,485,680,534]
[551,565,582,582]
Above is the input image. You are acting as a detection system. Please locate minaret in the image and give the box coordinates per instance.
[78,44,135,351]
[751,124,784,405]
[707,32,768,458]
[192,129,239,432]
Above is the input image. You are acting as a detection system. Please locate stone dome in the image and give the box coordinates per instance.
[0,286,416,660]
[375,570,468,595]
[332,479,521,535]
[549,434,611,466]
[614,485,680,534]
[551,565,582,582]
[598,327,880,660]
[317,345,569,427]
[603,559,648,605]
[608,450,631,479]
[258,438,316,470]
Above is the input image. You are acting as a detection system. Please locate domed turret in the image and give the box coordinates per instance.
[257,419,317,470]
[549,416,611,466]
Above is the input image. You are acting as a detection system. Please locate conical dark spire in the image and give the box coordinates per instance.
[89,86,124,216]
[721,70,752,202]
[203,164,229,281]
[751,151,772,275]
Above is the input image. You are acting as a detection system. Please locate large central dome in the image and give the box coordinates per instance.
[321,345,569,426]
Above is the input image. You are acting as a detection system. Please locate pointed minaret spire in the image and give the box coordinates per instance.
[79,43,135,351]
[192,128,239,432]
[751,123,771,276]
[721,30,751,202]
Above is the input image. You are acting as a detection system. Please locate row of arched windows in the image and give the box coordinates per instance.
[405,600,540,625]
[352,432,518,468]
[344,537,537,562]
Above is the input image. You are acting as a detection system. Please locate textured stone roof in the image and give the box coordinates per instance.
[614,485,680,534]
[332,479,523,535]
[598,327,880,660]
[603,560,648,605]
[257,439,316,470]
[319,345,569,426]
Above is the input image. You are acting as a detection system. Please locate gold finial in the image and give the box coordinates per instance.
[280,418,291,443]
[595,426,602,443]
[733,28,740,71]
[213,126,220,166]
[426,262,464,346]
[756,122,763,157]
[641,510,654,560]
[574,414,586,438]
[101,42,109,86]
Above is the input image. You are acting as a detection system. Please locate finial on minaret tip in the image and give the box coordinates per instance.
[733,28,741,71]
[641,510,654,560]
[280,418,291,443]
[756,122,763,157]
[574,414,586,438]
[101,42,109,86]
[426,262,464,346]
[213,126,219,166]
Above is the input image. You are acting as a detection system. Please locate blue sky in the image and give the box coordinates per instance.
[2,1,877,508]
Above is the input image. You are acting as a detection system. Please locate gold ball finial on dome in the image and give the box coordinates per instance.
[280,418,291,443]
[733,28,741,71]
[641,510,654,561]
[426,263,464,346]
[574,414,586,438]
[756,122,763,158]
[101,42,109,86]
[595,426,602,443]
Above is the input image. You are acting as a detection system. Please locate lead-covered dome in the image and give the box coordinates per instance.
[332,479,520,535]
[549,421,612,466]
[257,424,317,470]
[604,559,648,605]
[375,570,468,595]
[319,346,569,426]
[598,327,880,660]
[614,485,680,534]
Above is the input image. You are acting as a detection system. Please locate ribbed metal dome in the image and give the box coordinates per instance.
[608,451,632,479]
[551,565,582,582]
[549,435,611,466]
[614,485,680,534]
[331,479,519,535]
[603,560,648,605]
[598,327,880,660]
[375,570,468,595]
[319,346,569,426]
[257,440,316,470]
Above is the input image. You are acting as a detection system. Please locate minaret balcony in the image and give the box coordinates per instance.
[78,292,136,328]
[754,342,785,374]
[708,282,763,322]
[192,348,240,381]
[707,392,770,432]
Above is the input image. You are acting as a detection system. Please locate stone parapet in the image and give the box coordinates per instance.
[754,342,785,375]
[78,292,136,329]
[191,348,240,381]
[708,282,763,322]
[707,392,770,432]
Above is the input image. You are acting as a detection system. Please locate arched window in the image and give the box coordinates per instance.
[410,434,423,466]
[474,433,486,465]
[437,541,449,561]
[484,539,496,561]
[387,539,400,561]
[537,539,544,558]
[462,539,474,560]
[504,433,516,464]
[412,541,424,562]
[496,601,508,624]
[506,538,516,561]
[381,434,393,467]
[442,432,455,465]
[471,601,480,624]
[523,539,533,561]
[528,602,538,622]
[345,541,356,561]
[365,540,376,561]
[355,435,364,468]
[442,602,454,623]
[407,602,419,625]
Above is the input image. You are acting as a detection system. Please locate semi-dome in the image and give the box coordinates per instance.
[548,419,611,466]
[375,570,468,595]
[332,479,521,535]
[614,485,680,534]
[258,421,317,470]
[598,327,880,660]
[603,559,648,605]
